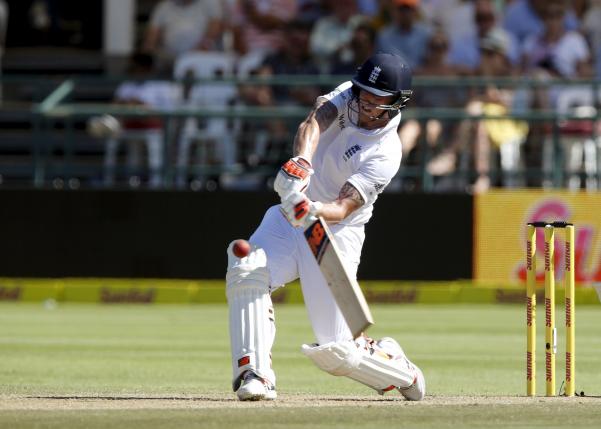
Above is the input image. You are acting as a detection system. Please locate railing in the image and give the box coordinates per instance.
[0,74,599,191]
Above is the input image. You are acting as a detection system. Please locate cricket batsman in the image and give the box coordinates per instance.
[226,52,426,401]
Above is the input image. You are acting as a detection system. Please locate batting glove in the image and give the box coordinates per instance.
[274,156,313,200]
[281,191,323,229]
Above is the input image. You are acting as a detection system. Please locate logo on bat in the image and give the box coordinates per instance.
[305,220,329,263]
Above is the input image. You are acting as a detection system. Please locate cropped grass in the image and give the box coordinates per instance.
[1,302,601,428]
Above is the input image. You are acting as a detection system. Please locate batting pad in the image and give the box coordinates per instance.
[226,243,275,390]
[301,341,415,394]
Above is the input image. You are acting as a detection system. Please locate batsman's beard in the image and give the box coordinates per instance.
[348,98,389,129]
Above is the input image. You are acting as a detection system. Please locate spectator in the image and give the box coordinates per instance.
[399,30,467,183]
[521,2,591,80]
[231,0,298,57]
[428,30,528,193]
[237,67,279,171]
[581,0,601,77]
[331,23,377,76]
[514,2,591,114]
[375,0,431,69]
[503,0,578,48]
[309,0,366,72]
[415,30,468,77]
[143,0,223,66]
[259,20,320,106]
[104,53,179,188]
[520,2,594,190]
[421,0,476,44]
[448,0,519,70]
[370,0,393,30]
[254,20,320,163]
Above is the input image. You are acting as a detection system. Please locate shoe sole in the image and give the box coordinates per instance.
[238,393,265,401]
[237,392,277,401]
[236,379,277,401]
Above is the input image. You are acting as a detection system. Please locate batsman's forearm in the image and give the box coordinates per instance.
[315,201,355,223]
[293,116,320,161]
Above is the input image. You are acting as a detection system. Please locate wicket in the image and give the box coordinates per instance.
[526,221,575,397]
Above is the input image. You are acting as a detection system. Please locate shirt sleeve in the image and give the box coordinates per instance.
[569,32,590,61]
[317,81,352,114]
[346,152,401,207]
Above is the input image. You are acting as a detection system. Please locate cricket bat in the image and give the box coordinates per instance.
[304,217,374,338]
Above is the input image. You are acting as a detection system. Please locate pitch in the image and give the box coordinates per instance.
[1,303,600,428]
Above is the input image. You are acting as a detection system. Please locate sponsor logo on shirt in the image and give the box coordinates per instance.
[369,183,385,197]
[343,144,362,161]
[338,113,346,130]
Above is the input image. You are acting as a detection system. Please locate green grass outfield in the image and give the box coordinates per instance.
[1,303,601,428]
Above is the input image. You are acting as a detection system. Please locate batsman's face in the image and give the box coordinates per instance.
[357,90,396,129]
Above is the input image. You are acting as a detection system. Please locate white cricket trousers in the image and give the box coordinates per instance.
[250,205,365,345]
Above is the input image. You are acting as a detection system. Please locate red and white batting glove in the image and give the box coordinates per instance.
[281,191,323,228]
[274,156,313,200]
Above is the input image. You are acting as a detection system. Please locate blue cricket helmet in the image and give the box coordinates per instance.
[350,52,413,113]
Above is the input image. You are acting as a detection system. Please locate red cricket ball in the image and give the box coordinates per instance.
[232,239,251,258]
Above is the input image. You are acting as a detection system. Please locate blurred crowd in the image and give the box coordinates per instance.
[137,0,600,79]
[131,0,601,192]
[3,0,601,192]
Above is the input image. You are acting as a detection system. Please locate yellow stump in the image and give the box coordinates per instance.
[526,224,537,396]
[544,226,556,396]
[565,225,575,396]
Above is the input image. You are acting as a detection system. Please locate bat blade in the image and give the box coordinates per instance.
[304,217,374,338]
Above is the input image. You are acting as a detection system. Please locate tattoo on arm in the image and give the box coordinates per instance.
[338,182,365,207]
[313,99,338,133]
[293,99,338,157]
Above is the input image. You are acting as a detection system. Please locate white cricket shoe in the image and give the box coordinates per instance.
[236,371,277,401]
[398,362,426,401]
[376,337,426,401]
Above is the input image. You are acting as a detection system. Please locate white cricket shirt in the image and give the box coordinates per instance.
[306,81,403,227]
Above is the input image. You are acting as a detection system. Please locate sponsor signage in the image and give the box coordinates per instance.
[475,190,601,284]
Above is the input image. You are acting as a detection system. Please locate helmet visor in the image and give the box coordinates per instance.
[347,91,395,127]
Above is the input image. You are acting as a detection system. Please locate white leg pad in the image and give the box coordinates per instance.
[226,241,275,391]
[301,340,417,395]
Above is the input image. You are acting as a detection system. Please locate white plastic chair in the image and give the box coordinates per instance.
[174,52,239,188]
[104,129,164,188]
[544,87,601,190]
